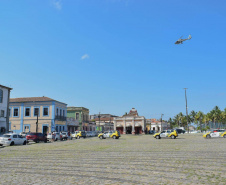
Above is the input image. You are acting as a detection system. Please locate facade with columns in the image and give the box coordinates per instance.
[113,108,146,134]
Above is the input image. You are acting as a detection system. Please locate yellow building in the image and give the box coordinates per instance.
[9,97,67,134]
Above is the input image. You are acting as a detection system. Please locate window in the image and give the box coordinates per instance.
[56,108,58,116]
[34,108,39,116]
[62,126,64,131]
[60,109,62,116]
[59,126,61,132]
[13,135,17,138]
[43,107,49,116]
[25,108,30,117]
[9,108,11,117]
[0,110,4,117]
[0,89,3,103]
[24,126,29,132]
[63,110,65,117]
[14,108,19,117]
[56,126,58,132]
[76,113,79,120]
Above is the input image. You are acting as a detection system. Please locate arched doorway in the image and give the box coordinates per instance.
[135,126,142,134]
[116,126,123,134]
[126,126,132,134]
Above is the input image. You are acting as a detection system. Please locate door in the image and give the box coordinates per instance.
[43,126,48,135]
[160,131,167,137]
[12,135,19,144]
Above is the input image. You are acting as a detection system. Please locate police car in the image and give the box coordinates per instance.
[98,130,120,139]
[203,129,226,139]
[153,130,178,139]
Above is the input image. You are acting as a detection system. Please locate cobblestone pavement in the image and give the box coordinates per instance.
[0,134,225,185]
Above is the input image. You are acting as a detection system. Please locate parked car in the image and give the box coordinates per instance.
[47,132,61,141]
[98,130,121,139]
[0,133,27,146]
[175,129,186,134]
[149,130,156,135]
[203,130,226,139]
[71,131,86,139]
[19,132,28,138]
[26,133,47,143]
[86,131,94,137]
[90,131,96,137]
[60,132,68,140]
[153,130,178,139]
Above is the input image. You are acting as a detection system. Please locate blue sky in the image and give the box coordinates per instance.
[1,0,226,119]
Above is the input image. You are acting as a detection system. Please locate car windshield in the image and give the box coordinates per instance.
[3,135,11,138]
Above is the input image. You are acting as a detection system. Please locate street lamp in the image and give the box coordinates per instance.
[184,88,189,134]
[98,112,101,132]
[161,114,164,131]
[13,125,16,133]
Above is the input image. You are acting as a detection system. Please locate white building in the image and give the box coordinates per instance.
[114,108,146,134]
[0,85,12,134]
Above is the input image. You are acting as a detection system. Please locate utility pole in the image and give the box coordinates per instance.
[184,88,189,134]
[36,112,38,134]
[161,114,164,131]
[98,112,101,132]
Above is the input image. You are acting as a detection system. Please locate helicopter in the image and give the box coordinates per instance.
[175,35,192,44]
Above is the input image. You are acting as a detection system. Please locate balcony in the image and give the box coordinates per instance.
[55,115,66,121]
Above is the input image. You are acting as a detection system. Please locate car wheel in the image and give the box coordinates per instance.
[55,138,58,141]
[206,135,211,139]
[223,135,226,138]
[23,141,27,145]
[100,136,103,140]
[10,142,14,146]
[44,139,47,143]
[113,136,116,139]
[171,135,175,139]
[84,137,86,139]
[77,136,80,139]
[36,139,39,143]
[156,135,160,139]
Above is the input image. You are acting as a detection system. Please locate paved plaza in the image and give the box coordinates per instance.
[0,134,225,185]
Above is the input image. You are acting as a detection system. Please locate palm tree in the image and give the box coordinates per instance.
[189,110,197,124]
[178,112,184,128]
[173,114,180,127]
[195,111,204,130]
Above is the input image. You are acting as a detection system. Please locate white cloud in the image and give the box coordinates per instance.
[52,0,62,10]
[81,54,89,60]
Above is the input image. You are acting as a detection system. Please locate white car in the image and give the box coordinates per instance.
[0,133,27,146]
[47,132,61,141]
[102,131,115,138]
[203,129,226,138]
[86,131,93,137]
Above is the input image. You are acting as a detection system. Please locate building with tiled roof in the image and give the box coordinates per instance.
[9,96,67,134]
[114,108,146,135]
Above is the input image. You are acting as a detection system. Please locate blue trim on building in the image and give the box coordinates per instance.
[51,101,55,132]
[33,106,40,117]
[23,124,31,132]
[43,106,49,117]
[42,124,49,134]
[13,107,19,117]
[24,107,31,117]
[20,103,24,133]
